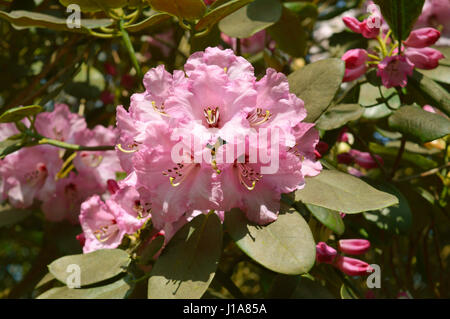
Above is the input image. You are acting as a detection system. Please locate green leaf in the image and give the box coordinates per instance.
[148,0,206,21]
[195,0,253,31]
[59,0,128,12]
[363,183,412,235]
[408,70,450,116]
[224,208,316,275]
[315,103,364,130]
[373,0,425,40]
[37,276,134,299]
[359,83,401,119]
[369,142,438,170]
[267,7,307,57]
[288,58,345,122]
[0,205,32,227]
[126,12,171,33]
[48,249,131,287]
[0,138,24,159]
[147,213,222,299]
[294,170,399,214]
[283,1,318,20]
[218,0,282,38]
[0,10,113,33]
[0,105,42,123]
[305,204,345,235]
[291,276,335,299]
[340,284,358,299]
[388,105,450,143]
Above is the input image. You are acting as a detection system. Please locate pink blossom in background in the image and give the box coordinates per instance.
[0,145,62,209]
[116,47,321,229]
[34,104,86,144]
[349,149,383,169]
[338,239,371,255]
[415,0,450,44]
[204,0,216,5]
[221,31,269,55]
[144,29,175,58]
[342,49,368,82]
[79,186,149,253]
[377,55,414,88]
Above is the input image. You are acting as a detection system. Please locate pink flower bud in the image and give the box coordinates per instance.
[404,28,441,48]
[349,149,383,169]
[316,242,337,264]
[343,16,362,34]
[204,0,216,5]
[342,49,368,82]
[76,233,86,247]
[337,152,354,165]
[405,47,444,70]
[338,239,371,255]
[315,141,329,157]
[334,256,373,276]
[377,55,414,88]
[343,16,380,39]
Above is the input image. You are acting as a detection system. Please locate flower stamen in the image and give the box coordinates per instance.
[204,107,220,127]
[152,101,170,117]
[247,108,272,126]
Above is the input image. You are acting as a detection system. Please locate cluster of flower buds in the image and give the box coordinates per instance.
[341,10,444,88]
[316,239,373,276]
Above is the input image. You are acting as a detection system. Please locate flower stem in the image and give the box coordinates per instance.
[119,19,142,80]
[38,138,115,151]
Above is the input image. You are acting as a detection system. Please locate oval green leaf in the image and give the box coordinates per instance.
[388,105,450,143]
[294,170,399,214]
[305,204,345,235]
[37,276,134,299]
[0,10,113,33]
[48,249,131,287]
[0,105,42,123]
[219,0,282,38]
[288,58,345,122]
[373,0,425,41]
[363,182,412,235]
[59,0,128,12]
[315,103,364,130]
[267,7,307,57]
[148,0,206,21]
[224,208,316,275]
[126,12,171,33]
[147,213,222,299]
[195,0,253,31]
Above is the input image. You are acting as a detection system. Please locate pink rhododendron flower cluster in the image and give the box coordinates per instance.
[316,240,372,276]
[342,11,445,88]
[115,47,322,234]
[0,104,122,224]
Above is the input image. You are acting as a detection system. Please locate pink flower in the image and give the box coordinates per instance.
[221,30,268,55]
[377,55,414,88]
[415,0,450,42]
[342,49,368,82]
[79,186,149,253]
[405,47,444,70]
[116,47,321,228]
[343,16,380,39]
[338,239,371,255]
[404,27,441,48]
[316,242,337,264]
[334,256,373,276]
[34,104,86,144]
[337,152,354,165]
[0,145,62,208]
[204,0,216,5]
[349,149,383,169]
[73,125,122,190]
